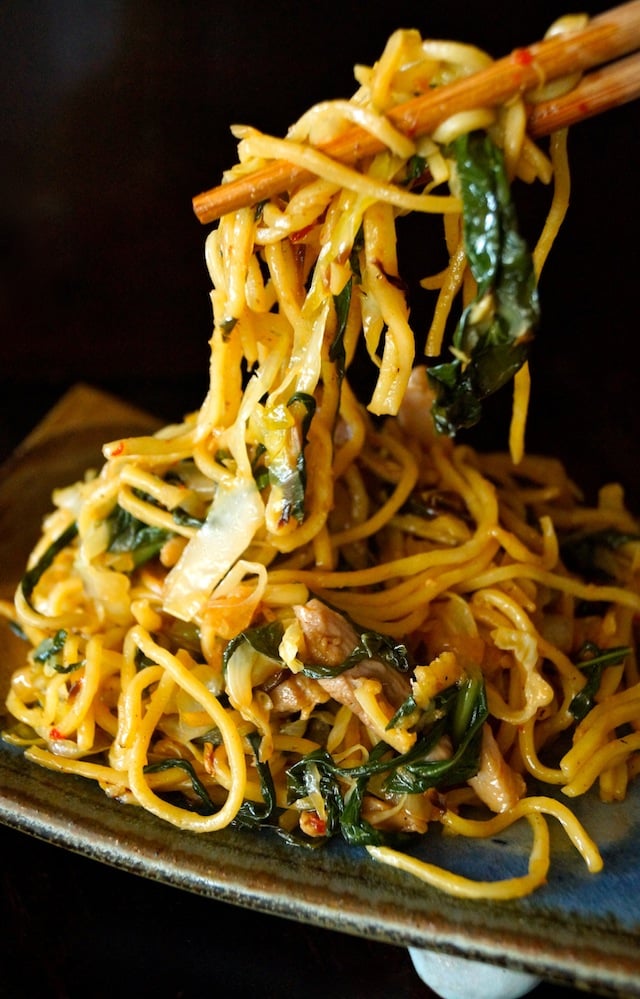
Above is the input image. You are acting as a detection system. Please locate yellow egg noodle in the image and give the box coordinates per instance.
[3,20,640,901]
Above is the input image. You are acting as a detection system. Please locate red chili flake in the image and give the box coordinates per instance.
[110,441,125,456]
[49,727,65,741]
[306,812,327,836]
[513,47,534,66]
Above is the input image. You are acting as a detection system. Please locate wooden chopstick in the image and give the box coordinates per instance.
[528,49,640,135]
[193,1,640,224]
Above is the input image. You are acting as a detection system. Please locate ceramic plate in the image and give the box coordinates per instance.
[1,386,639,997]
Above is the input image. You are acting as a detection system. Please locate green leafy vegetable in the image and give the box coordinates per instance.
[387,694,419,729]
[134,647,159,671]
[287,742,389,847]
[569,642,630,721]
[106,484,206,566]
[251,442,270,492]
[330,277,352,375]
[234,732,279,827]
[339,749,387,847]
[386,676,487,793]
[21,522,79,605]
[287,750,346,838]
[222,609,411,682]
[151,708,281,828]
[560,529,640,583]
[32,629,84,673]
[266,392,316,526]
[223,620,285,673]
[171,507,205,530]
[429,131,539,435]
[33,629,67,663]
[144,757,217,814]
[403,154,428,187]
[286,675,488,844]
[349,225,364,281]
[106,504,170,566]
[302,627,411,680]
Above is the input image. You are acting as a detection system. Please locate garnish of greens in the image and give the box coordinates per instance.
[15,122,629,861]
[569,643,630,722]
[428,130,540,435]
[219,617,488,846]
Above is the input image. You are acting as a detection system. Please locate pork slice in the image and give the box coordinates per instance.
[268,672,330,718]
[468,724,525,813]
[293,599,411,719]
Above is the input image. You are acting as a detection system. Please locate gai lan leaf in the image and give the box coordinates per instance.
[429,131,539,435]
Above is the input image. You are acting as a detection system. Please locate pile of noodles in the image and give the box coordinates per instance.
[2,19,640,900]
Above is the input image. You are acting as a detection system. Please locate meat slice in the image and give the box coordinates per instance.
[292,599,412,751]
[468,724,525,813]
[268,672,330,718]
[293,600,411,707]
[291,602,525,810]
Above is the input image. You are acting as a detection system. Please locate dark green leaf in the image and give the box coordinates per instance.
[387,694,418,729]
[171,507,205,530]
[106,504,169,566]
[143,757,217,815]
[251,443,270,491]
[286,749,344,837]
[267,392,316,525]
[33,629,67,663]
[223,620,285,672]
[349,225,364,281]
[338,744,387,847]
[32,628,84,675]
[560,529,640,583]
[286,677,487,843]
[286,746,385,845]
[385,676,487,793]
[21,522,79,604]
[429,131,539,435]
[234,731,278,827]
[403,154,428,187]
[303,624,411,680]
[330,277,352,373]
[135,647,159,670]
[569,642,630,721]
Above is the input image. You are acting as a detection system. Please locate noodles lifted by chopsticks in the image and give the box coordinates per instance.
[3,19,640,900]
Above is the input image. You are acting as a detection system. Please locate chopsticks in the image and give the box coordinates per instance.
[192,1,640,224]
[528,48,640,135]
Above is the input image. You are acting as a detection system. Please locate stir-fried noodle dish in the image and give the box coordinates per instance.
[3,19,640,901]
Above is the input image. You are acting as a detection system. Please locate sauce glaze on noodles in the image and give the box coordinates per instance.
[2,19,639,900]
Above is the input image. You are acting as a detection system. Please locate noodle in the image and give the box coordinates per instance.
[3,19,640,901]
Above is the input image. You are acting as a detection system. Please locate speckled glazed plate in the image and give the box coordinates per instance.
[1,386,639,998]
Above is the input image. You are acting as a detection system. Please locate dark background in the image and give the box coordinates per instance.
[0,2,638,997]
